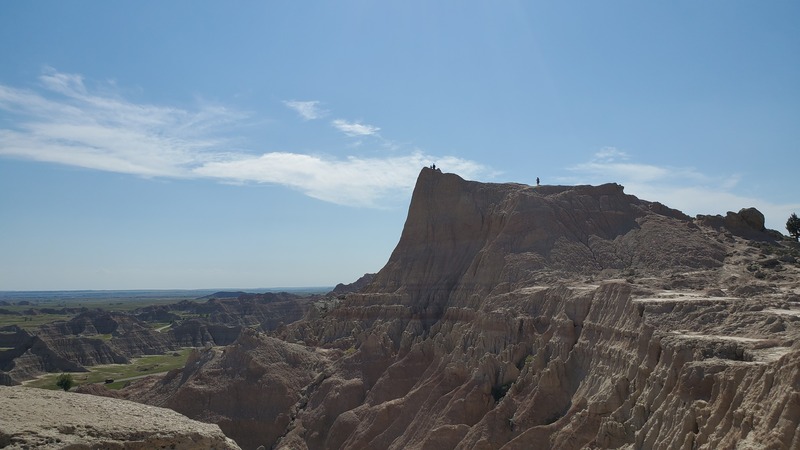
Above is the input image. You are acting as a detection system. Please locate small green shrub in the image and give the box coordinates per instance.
[55,373,74,391]
[786,213,800,241]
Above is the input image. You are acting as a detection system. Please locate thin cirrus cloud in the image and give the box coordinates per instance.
[0,69,487,207]
[569,147,721,187]
[281,101,381,138]
[0,71,229,178]
[331,119,380,137]
[283,100,325,120]
[566,147,798,231]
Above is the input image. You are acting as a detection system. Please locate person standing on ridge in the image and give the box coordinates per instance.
[536,177,540,186]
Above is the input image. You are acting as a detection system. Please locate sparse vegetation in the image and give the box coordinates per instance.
[29,349,192,390]
[149,322,172,331]
[55,373,74,391]
[0,295,205,330]
[0,311,73,330]
[787,213,800,242]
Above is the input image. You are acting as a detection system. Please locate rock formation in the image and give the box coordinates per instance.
[275,169,799,449]
[176,292,312,331]
[330,273,376,297]
[111,169,800,449]
[0,292,314,386]
[0,385,240,449]
[0,311,176,384]
[168,320,244,347]
[122,329,327,450]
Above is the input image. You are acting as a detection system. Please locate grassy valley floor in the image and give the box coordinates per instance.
[24,347,193,390]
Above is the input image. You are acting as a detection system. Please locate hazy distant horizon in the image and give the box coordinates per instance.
[0,286,335,301]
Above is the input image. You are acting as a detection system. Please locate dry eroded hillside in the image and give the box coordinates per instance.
[116,169,800,449]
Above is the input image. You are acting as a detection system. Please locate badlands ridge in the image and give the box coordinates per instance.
[2,168,799,449]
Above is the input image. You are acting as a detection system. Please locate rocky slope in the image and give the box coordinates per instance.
[0,385,240,449]
[330,273,376,297]
[120,168,798,449]
[123,329,327,450]
[0,311,177,383]
[166,292,313,331]
[0,292,315,386]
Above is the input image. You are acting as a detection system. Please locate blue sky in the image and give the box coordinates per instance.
[1,2,798,290]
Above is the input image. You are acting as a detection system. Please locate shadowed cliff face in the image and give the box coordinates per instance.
[122,169,798,450]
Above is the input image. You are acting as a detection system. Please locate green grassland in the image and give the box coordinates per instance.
[0,312,74,330]
[2,294,202,391]
[0,295,204,330]
[5,296,195,312]
[25,347,193,390]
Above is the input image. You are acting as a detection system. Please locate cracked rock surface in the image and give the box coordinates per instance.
[0,385,240,449]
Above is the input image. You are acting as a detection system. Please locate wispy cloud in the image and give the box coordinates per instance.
[0,69,488,207]
[194,151,484,206]
[283,100,325,120]
[0,69,236,178]
[331,119,380,137]
[566,147,799,231]
[592,146,629,163]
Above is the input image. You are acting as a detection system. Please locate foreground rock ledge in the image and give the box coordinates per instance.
[0,386,240,449]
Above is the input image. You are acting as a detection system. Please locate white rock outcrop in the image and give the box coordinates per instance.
[0,385,240,449]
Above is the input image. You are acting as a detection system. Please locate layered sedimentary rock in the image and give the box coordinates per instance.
[0,292,314,386]
[124,329,326,450]
[169,293,312,331]
[0,311,176,384]
[122,168,798,449]
[168,320,243,347]
[330,273,376,297]
[274,169,799,449]
[0,385,240,449]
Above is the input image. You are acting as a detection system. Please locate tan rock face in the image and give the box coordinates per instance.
[0,385,240,449]
[369,169,725,302]
[276,169,799,449]
[123,329,326,450]
[118,169,799,450]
